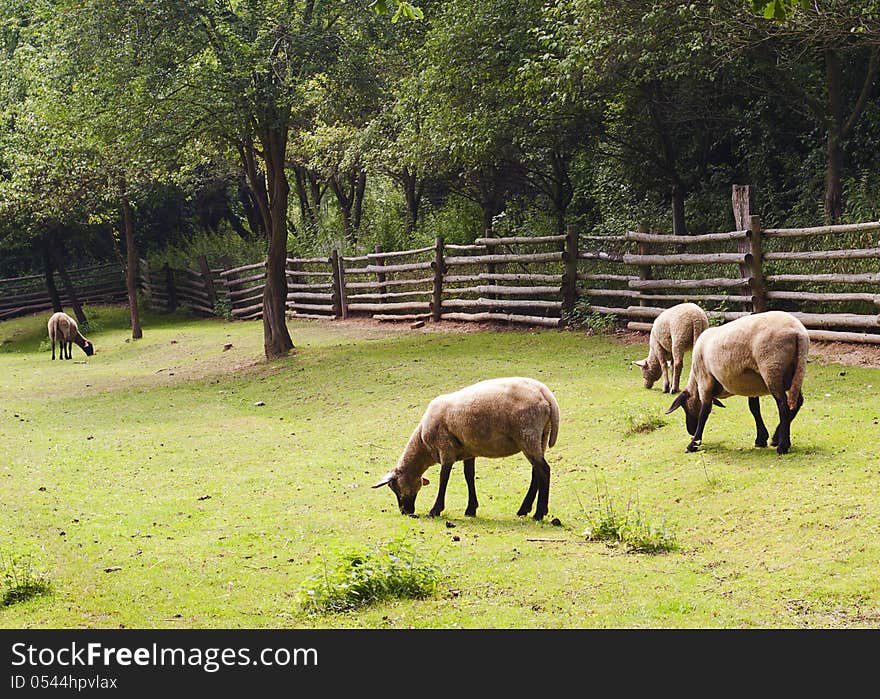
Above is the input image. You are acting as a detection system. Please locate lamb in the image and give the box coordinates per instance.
[372,377,560,520]
[633,302,709,393]
[47,312,94,360]
[665,310,809,455]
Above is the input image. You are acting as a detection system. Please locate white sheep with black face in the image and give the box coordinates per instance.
[47,312,94,360]
[372,377,560,520]
[634,302,709,394]
[666,310,809,455]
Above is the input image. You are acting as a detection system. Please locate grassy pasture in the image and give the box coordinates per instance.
[1,306,879,628]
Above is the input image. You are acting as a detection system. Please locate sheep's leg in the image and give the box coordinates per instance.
[658,348,671,393]
[749,397,769,448]
[686,402,713,452]
[771,395,793,455]
[519,455,550,520]
[427,462,453,517]
[463,458,478,517]
[51,340,55,360]
[671,356,684,394]
[771,392,803,448]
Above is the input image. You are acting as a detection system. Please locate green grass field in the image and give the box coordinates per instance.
[1,306,878,628]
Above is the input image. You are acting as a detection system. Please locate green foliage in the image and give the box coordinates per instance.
[78,305,104,335]
[582,494,679,554]
[622,409,667,436]
[1,551,52,607]
[298,538,441,614]
[213,297,233,321]
[565,299,618,334]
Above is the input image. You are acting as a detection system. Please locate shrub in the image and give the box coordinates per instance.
[297,538,441,614]
[565,299,618,334]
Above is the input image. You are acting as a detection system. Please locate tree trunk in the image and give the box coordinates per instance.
[41,238,63,313]
[243,127,294,359]
[352,169,366,235]
[48,232,86,324]
[824,49,844,225]
[293,165,317,228]
[120,191,142,339]
[671,183,687,236]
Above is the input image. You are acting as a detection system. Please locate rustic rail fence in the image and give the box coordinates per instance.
[2,189,879,344]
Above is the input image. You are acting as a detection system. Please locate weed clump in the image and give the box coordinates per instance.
[623,409,667,435]
[582,496,678,554]
[1,553,52,606]
[298,538,441,614]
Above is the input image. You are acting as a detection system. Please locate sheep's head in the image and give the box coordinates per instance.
[666,390,725,436]
[371,470,430,516]
[82,341,94,356]
[633,357,661,389]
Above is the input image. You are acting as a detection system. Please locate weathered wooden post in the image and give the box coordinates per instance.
[374,245,387,306]
[732,185,754,312]
[432,236,445,323]
[330,249,343,318]
[164,263,178,312]
[748,215,768,314]
[636,222,652,307]
[337,250,349,319]
[196,254,217,309]
[562,223,578,319]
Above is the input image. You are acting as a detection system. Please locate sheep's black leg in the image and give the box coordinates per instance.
[463,458,478,517]
[771,393,803,448]
[749,397,769,448]
[517,467,539,517]
[427,462,453,517]
[772,395,793,454]
[686,402,713,452]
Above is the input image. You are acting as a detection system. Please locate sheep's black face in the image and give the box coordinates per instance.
[666,390,698,435]
[83,342,94,356]
[388,478,417,516]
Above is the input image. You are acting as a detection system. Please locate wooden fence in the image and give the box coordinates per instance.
[2,197,879,345]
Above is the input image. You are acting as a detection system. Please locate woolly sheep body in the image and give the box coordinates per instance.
[372,377,560,520]
[634,302,709,393]
[47,312,94,360]
[666,310,809,454]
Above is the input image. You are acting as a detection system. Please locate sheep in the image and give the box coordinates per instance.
[47,312,94,360]
[665,310,809,455]
[633,302,709,394]
[372,377,560,520]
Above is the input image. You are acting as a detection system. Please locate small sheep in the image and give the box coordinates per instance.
[48,312,94,360]
[665,310,809,454]
[372,377,560,520]
[634,302,709,393]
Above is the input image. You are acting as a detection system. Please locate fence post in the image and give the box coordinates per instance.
[732,184,754,312]
[164,263,178,312]
[748,215,768,313]
[562,223,578,318]
[432,236,445,323]
[337,251,349,319]
[374,245,386,306]
[197,254,217,309]
[636,222,652,307]
[330,249,343,318]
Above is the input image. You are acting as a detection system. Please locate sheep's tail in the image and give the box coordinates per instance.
[540,385,560,449]
[787,331,809,411]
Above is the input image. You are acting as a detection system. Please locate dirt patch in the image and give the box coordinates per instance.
[808,341,880,369]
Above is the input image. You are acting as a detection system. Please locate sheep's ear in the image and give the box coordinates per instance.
[371,472,394,489]
[633,359,646,368]
[712,398,726,408]
[665,390,689,414]
[421,476,430,486]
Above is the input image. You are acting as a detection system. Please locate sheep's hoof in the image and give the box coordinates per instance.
[464,508,477,517]
[776,443,790,455]
[516,508,531,517]
[686,441,701,453]
[533,513,546,521]
[755,439,768,448]
[427,509,442,518]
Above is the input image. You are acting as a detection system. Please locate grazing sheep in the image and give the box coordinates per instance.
[633,302,709,393]
[372,377,560,520]
[47,312,94,360]
[665,310,809,454]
